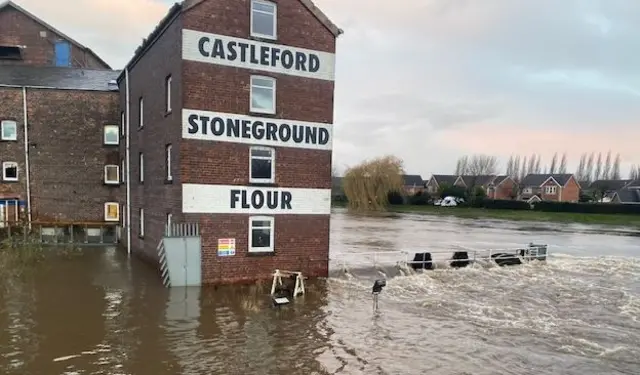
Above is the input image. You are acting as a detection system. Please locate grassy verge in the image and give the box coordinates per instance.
[332,202,640,227]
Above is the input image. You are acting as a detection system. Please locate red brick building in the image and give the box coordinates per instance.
[118,0,341,284]
[0,1,122,230]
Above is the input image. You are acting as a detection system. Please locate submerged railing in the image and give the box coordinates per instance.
[1,221,119,245]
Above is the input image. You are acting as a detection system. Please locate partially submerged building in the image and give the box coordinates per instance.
[119,0,341,284]
[0,1,122,241]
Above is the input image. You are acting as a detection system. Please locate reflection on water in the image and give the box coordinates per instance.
[1,211,639,375]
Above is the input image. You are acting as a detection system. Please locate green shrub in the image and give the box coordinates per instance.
[533,201,640,215]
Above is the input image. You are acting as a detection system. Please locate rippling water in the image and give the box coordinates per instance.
[1,210,639,374]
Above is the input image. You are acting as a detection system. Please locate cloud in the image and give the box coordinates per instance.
[13,0,640,178]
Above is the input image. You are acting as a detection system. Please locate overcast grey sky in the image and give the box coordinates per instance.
[18,0,640,178]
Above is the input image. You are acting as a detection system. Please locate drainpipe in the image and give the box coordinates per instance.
[125,68,132,255]
[22,87,32,229]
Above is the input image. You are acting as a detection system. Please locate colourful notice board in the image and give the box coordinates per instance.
[217,238,236,257]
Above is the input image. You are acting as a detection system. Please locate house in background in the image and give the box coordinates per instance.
[486,175,518,200]
[0,0,111,69]
[402,174,424,195]
[610,180,640,204]
[587,179,632,202]
[519,174,581,202]
[425,174,465,194]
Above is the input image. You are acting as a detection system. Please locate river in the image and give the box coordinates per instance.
[1,209,639,374]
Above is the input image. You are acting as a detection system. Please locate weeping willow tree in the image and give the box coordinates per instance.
[342,155,405,212]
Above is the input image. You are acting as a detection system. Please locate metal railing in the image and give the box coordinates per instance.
[164,222,199,237]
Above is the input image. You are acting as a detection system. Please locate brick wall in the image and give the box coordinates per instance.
[179,0,335,284]
[119,14,183,261]
[561,177,580,202]
[0,6,108,69]
[0,87,122,222]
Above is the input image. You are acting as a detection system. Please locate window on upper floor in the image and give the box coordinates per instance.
[1,120,17,141]
[250,76,276,114]
[121,158,126,183]
[139,152,144,183]
[544,186,557,195]
[2,162,18,182]
[139,208,145,238]
[0,46,22,61]
[165,144,173,182]
[250,146,275,184]
[138,97,144,128]
[104,124,119,145]
[104,165,120,185]
[251,0,277,40]
[165,75,172,113]
[120,111,125,137]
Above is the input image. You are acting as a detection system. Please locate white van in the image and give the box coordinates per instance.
[440,196,458,207]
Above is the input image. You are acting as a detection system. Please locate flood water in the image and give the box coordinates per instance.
[1,208,639,375]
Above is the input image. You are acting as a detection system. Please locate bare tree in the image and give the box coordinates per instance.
[575,153,587,181]
[466,154,498,175]
[513,155,521,179]
[630,165,640,180]
[549,152,558,174]
[527,154,536,176]
[602,150,612,180]
[585,153,595,182]
[558,153,568,173]
[505,155,515,176]
[594,152,603,181]
[534,154,541,173]
[611,153,621,180]
[520,156,528,181]
[454,155,469,175]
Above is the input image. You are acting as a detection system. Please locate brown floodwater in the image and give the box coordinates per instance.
[1,208,639,375]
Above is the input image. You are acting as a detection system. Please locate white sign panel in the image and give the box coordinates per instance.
[182,109,332,150]
[182,184,331,215]
[182,29,336,81]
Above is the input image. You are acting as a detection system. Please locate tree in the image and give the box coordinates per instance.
[549,153,558,174]
[534,154,541,173]
[505,155,515,177]
[520,156,528,181]
[455,154,498,175]
[611,153,621,180]
[558,153,568,173]
[342,155,405,212]
[585,153,595,182]
[575,153,586,181]
[602,150,612,180]
[630,165,640,180]
[513,155,521,179]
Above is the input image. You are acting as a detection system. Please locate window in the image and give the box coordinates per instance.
[121,158,126,183]
[249,216,274,253]
[251,0,277,39]
[120,111,125,136]
[165,75,172,113]
[139,208,145,238]
[250,76,276,114]
[166,213,173,234]
[139,152,144,183]
[544,186,557,194]
[0,45,22,60]
[138,97,144,128]
[103,125,119,145]
[104,202,120,222]
[2,162,18,182]
[1,120,17,141]
[104,164,120,184]
[523,187,532,194]
[250,146,275,183]
[165,144,172,181]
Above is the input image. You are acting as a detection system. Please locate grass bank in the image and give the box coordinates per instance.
[332,202,640,227]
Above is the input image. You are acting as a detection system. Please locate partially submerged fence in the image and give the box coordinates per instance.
[1,221,119,245]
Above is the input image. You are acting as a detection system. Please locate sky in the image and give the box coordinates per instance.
[14,0,640,178]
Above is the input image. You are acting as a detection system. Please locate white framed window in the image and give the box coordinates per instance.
[104,202,120,222]
[544,186,557,194]
[104,124,119,145]
[139,152,144,183]
[249,146,275,183]
[165,75,172,113]
[1,120,17,141]
[139,208,145,237]
[104,164,120,184]
[249,216,274,253]
[2,162,18,182]
[250,0,277,40]
[250,76,276,114]
[523,187,532,194]
[120,111,125,136]
[165,144,172,181]
[138,96,144,128]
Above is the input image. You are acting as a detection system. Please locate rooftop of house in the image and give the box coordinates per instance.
[613,188,640,203]
[588,179,632,191]
[460,175,496,187]
[430,174,460,186]
[403,174,424,186]
[0,0,111,69]
[489,175,511,186]
[0,65,121,91]
[521,173,574,187]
